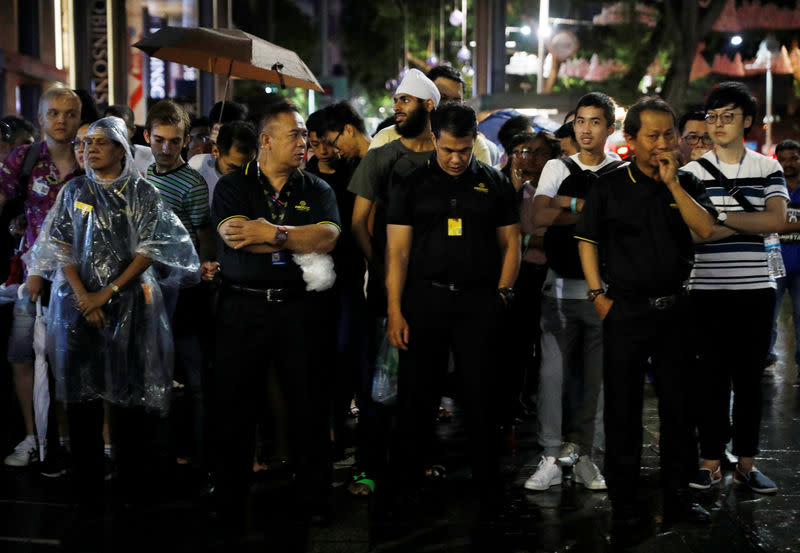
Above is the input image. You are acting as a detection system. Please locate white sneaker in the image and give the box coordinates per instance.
[4,435,38,467]
[557,442,579,466]
[524,456,562,491]
[573,457,607,490]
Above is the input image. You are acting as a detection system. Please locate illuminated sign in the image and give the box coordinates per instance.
[90,0,108,104]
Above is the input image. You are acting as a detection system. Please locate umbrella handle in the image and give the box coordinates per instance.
[271,63,286,89]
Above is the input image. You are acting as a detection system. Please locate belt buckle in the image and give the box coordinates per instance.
[650,295,673,310]
[265,289,283,303]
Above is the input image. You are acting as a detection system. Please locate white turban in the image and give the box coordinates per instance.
[395,69,441,108]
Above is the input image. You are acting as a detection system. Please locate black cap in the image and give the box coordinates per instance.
[554,120,574,139]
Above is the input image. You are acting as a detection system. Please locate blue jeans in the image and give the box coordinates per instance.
[770,274,800,364]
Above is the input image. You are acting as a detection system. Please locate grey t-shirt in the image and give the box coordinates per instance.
[347,139,432,202]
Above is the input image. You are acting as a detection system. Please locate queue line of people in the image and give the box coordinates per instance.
[0,73,795,547]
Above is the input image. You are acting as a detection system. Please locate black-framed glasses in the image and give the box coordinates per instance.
[704,112,740,125]
[189,133,210,143]
[329,131,342,148]
[512,147,549,158]
[681,134,713,146]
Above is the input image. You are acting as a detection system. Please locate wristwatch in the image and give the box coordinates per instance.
[587,288,605,302]
[715,212,728,226]
[274,226,289,243]
[498,287,515,303]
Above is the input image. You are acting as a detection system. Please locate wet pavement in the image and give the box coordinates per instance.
[1,300,799,552]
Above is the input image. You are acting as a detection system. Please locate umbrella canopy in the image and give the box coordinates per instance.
[134,26,323,92]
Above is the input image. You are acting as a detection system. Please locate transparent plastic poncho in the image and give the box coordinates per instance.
[24,117,200,414]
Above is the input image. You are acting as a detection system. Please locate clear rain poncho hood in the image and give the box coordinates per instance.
[24,116,200,413]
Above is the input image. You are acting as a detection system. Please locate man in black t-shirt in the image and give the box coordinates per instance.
[385,104,520,500]
[211,101,341,530]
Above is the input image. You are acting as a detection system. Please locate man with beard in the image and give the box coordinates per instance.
[369,66,493,164]
[345,68,439,496]
[769,139,800,371]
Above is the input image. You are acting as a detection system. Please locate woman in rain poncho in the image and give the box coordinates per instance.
[25,116,199,508]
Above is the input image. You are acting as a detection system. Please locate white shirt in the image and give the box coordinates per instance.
[188,153,221,206]
[534,152,619,299]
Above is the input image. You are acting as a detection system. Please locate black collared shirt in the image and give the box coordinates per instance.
[387,156,519,288]
[212,161,341,287]
[575,161,717,297]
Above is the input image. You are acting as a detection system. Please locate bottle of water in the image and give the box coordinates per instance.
[764,233,786,279]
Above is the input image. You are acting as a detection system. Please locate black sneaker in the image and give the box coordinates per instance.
[104,454,118,481]
[734,466,778,494]
[40,451,69,478]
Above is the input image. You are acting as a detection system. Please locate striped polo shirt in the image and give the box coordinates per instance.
[146,163,211,247]
[683,149,788,291]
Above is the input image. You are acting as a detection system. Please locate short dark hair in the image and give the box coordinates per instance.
[678,109,706,134]
[497,115,532,153]
[190,116,211,130]
[575,92,616,128]
[623,96,677,139]
[430,103,477,139]
[72,89,99,125]
[776,139,800,155]
[426,65,465,85]
[305,109,328,137]
[209,101,246,125]
[105,105,135,129]
[259,100,300,133]
[216,121,258,155]
[554,120,575,140]
[146,99,191,136]
[508,131,561,159]
[706,81,757,136]
[323,102,367,135]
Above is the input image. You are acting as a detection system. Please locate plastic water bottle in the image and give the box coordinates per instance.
[764,233,786,279]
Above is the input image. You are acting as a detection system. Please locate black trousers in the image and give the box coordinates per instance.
[68,400,155,507]
[602,294,697,510]
[690,288,774,459]
[212,289,332,525]
[392,285,503,489]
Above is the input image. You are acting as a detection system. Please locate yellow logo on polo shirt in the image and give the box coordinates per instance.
[295,200,311,212]
[473,183,489,194]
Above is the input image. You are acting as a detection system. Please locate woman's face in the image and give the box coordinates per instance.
[84,134,125,177]
[72,124,91,170]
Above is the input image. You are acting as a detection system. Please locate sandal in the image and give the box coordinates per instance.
[348,471,375,496]
[425,464,447,480]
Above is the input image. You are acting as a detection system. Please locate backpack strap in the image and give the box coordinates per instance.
[560,157,583,176]
[596,159,625,176]
[695,157,756,213]
[18,142,43,191]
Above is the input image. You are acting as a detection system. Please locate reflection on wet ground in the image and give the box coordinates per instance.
[0,300,798,552]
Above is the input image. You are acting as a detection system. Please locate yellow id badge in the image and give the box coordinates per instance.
[447,218,463,237]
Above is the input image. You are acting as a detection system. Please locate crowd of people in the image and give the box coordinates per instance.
[0,69,798,547]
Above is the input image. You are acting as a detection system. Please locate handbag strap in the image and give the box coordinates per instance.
[696,157,756,213]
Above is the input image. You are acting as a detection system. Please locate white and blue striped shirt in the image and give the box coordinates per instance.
[683,149,788,291]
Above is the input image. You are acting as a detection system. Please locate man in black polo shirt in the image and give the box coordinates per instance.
[575,97,715,533]
[385,103,520,501]
[211,101,341,531]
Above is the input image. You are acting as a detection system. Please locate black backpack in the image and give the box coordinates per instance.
[543,157,624,279]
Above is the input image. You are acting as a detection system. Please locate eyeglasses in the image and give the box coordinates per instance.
[681,134,713,146]
[329,132,342,148]
[70,139,85,150]
[189,134,210,143]
[704,111,741,125]
[512,147,549,158]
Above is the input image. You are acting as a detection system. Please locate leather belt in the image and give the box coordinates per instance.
[227,284,303,303]
[648,294,678,310]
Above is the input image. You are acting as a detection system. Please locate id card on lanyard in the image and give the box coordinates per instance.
[447,197,462,238]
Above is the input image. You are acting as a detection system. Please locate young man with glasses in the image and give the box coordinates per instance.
[678,110,713,164]
[683,81,788,494]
